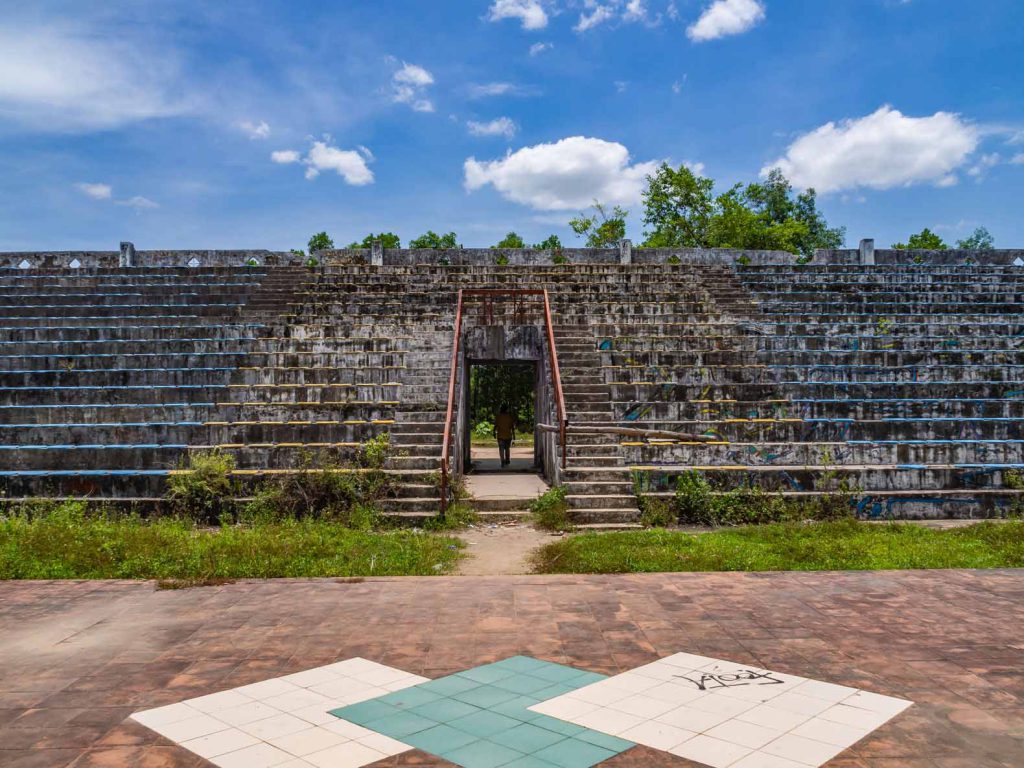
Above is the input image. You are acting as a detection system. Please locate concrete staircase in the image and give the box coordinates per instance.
[2,260,1022,523]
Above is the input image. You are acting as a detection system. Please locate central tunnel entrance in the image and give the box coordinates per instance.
[467,361,538,473]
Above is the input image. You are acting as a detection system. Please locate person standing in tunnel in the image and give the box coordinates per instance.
[494,402,516,467]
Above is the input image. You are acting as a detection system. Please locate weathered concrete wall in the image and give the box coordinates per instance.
[3,245,1023,269]
[0,250,302,269]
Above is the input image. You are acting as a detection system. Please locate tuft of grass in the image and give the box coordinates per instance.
[531,520,1024,574]
[530,487,572,532]
[424,503,479,531]
[0,503,463,580]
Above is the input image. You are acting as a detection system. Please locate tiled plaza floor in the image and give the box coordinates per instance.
[0,570,1022,767]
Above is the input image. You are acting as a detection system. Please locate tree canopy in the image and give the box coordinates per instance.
[307,232,334,252]
[347,233,401,249]
[494,232,525,248]
[956,226,995,251]
[892,228,947,250]
[640,164,845,258]
[533,234,563,251]
[409,231,458,249]
[569,203,628,248]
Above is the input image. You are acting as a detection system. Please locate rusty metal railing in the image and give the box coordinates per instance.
[439,289,568,512]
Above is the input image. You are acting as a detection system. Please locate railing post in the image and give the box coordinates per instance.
[860,238,875,266]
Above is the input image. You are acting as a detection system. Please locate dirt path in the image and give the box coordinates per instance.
[455,524,561,575]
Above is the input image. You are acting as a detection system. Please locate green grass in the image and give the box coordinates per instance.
[532,520,1024,574]
[0,506,464,580]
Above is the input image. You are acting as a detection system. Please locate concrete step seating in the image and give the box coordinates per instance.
[613,264,1024,520]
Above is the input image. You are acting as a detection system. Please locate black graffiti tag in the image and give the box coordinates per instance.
[675,669,785,691]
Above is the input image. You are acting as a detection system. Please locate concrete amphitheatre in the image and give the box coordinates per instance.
[3,240,1024,768]
[2,238,1024,524]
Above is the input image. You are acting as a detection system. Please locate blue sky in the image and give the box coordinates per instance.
[1,0,1022,252]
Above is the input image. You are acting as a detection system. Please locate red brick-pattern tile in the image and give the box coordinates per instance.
[0,571,1021,766]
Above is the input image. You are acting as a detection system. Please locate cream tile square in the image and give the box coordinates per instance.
[842,690,913,716]
[736,704,814,732]
[619,720,697,751]
[573,706,646,735]
[643,681,707,705]
[656,704,733,732]
[818,703,892,730]
[291,701,347,726]
[182,728,260,759]
[768,691,834,717]
[308,676,377,700]
[669,733,752,768]
[529,696,601,720]
[263,688,332,713]
[730,752,808,768]
[131,702,199,729]
[159,713,232,742]
[381,675,428,691]
[790,717,868,748]
[691,694,757,717]
[566,681,632,706]
[356,730,411,755]
[281,668,342,688]
[305,740,385,768]
[705,719,785,750]
[210,742,295,768]
[351,665,411,686]
[239,713,313,740]
[607,693,679,719]
[214,700,282,727]
[235,678,305,701]
[661,653,721,670]
[632,661,687,681]
[790,680,860,703]
[274,760,316,768]
[761,733,843,766]
[321,718,378,740]
[269,726,349,757]
[602,673,661,694]
[188,690,254,714]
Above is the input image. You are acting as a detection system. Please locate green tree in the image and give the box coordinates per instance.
[307,232,334,252]
[892,228,948,250]
[956,226,994,251]
[641,163,715,247]
[570,203,628,248]
[494,232,526,248]
[346,233,401,249]
[640,166,844,258]
[533,234,562,251]
[409,231,458,249]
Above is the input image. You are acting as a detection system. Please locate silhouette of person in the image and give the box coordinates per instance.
[494,402,516,467]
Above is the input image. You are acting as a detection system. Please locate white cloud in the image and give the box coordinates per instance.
[763,106,981,194]
[687,0,766,42]
[0,23,187,132]
[469,82,529,98]
[275,141,374,185]
[529,42,553,56]
[1012,153,1024,165]
[238,120,270,139]
[575,3,617,32]
[391,62,435,113]
[464,136,660,210]
[615,80,629,93]
[271,149,301,164]
[672,80,683,94]
[967,153,1001,180]
[116,196,159,210]
[488,0,549,30]
[75,182,112,200]
[468,117,519,138]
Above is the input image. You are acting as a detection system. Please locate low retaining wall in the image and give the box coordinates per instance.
[3,244,1023,269]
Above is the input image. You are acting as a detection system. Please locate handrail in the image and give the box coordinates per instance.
[439,289,464,514]
[542,290,569,471]
[438,288,569,512]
